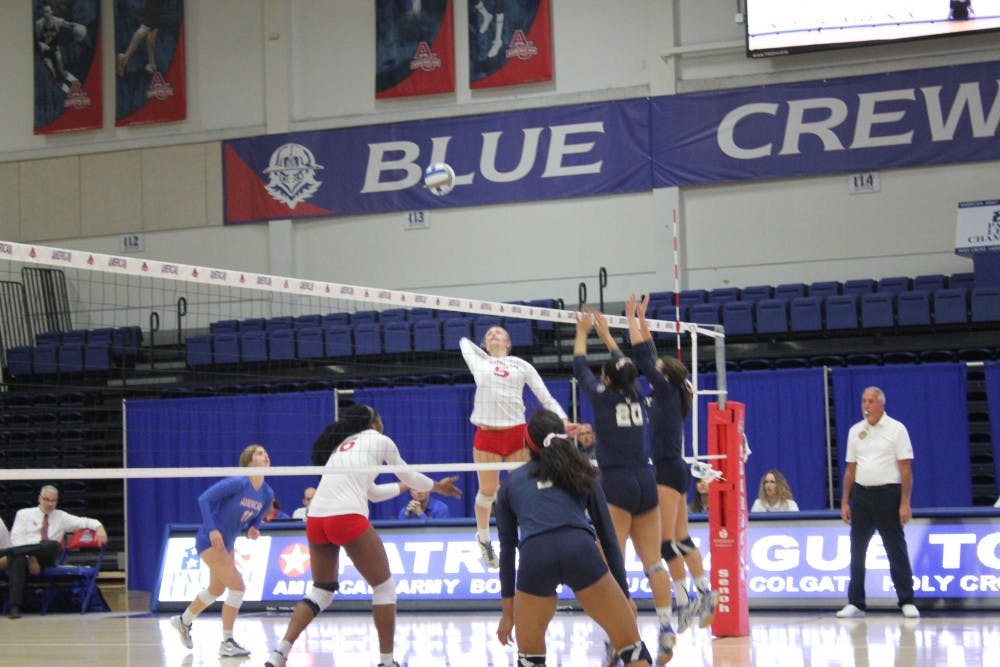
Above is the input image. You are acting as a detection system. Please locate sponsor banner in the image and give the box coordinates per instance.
[376,0,455,99]
[33,0,102,134]
[153,517,1000,611]
[955,199,1000,254]
[114,0,186,127]
[652,60,1000,187]
[469,0,553,90]
[222,98,650,224]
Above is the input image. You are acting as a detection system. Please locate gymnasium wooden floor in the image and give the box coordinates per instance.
[0,590,996,666]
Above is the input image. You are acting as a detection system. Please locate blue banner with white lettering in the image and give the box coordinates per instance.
[223,98,651,224]
[653,60,1000,186]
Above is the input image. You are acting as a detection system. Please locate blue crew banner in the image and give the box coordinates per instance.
[222,98,651,224]
[153,516,1000,611]
[653,60,1000,187]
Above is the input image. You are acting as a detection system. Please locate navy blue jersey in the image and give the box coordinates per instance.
[629,340,686,462]
[495,460,628,598]
[573,353,649,469]
[195,476,273,552]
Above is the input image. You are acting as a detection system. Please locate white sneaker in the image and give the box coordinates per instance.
[603,639,620,667]
[901,604,920,618]
[218,638,250,657]
[265,649,286,667]
[674,595,700,633]
[699,590,720,628]
[169,615,193,649]
[476,534,499,568]
[836,603,866,618]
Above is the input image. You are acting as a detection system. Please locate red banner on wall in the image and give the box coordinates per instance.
[114,0,187,127]
[469,0,552,90]
[376,0,455,99]
[33,1,102,135]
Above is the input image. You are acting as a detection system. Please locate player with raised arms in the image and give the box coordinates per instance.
[265,404,461,667]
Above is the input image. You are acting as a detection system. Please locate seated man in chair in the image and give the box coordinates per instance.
[7,485,107,619]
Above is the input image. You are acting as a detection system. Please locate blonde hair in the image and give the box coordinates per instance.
[239,444,264,467]
[757,469,794,504]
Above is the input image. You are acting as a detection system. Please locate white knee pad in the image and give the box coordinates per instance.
[371,578,397,605]
[197,589,218,605]
[306,585,336,612]
[223,589,245,610]
[475,491,496,509]
[645,560,667,577]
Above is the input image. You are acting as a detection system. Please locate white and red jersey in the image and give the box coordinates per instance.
[309,428,434,519]
[460,337,567,427]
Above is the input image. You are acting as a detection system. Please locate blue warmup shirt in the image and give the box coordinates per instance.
[573,353,650,469]
[495,460,628,599]
[195,476,273,551]
[629,340,686,462]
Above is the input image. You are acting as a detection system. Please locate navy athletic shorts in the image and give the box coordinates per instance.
[600,466,659,515]
[654,457,690,494]
[516,527,609,597]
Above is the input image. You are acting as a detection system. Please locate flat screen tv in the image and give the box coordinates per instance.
[745,0,1000,58]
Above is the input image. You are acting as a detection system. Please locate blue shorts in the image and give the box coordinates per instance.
[655,457,690,494]
[600,467,659,515]
[516,527,609,597]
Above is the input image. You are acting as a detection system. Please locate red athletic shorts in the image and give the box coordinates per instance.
[473,425,528,457]
[306,514,370,546]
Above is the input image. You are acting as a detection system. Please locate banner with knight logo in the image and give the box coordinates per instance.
[469,0,552,90]
[33,0,102,134]
[376,0,455,99]
[114,0,186,127]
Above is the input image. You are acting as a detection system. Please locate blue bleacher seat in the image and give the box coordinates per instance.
[382,321,412,354]
[919,349,956,363]
[739,358,773,371]
[34,343,59,374]
[505,318,533,349]
[210,319,240,334]
[351,310,378,325]
[412,319,442,352]
[688,302,722,326]
[933,288,968,325]
[824,294,859,331]
[88,328,114,347]
[266,316,294,331]
[774,283,806,301]
[755,299,788,334]
[473,316,504,344]
[708,287,741,304]
[240,330,268,362]
[293,314,322,330]
[653,304,688,341]
[739,285,773,303]
[185,335,213,367]
[789,297,823,332]
[6,345,34,377]
[646,291,674,305]
[774,357,810,369]
[877,276,912,295]
[949,272,975,291]
[442,317,472,351]
[896,291,931,327]
[913,274,946,293]
[268,328,296,360]
[527,299,559,332]
[971,286,1000,322]
[353,322,383,355]
[408,307,435,321]
[83,344,112,371]
[842,279,875,297]
[62,329,89,345]
[721,301,755,336]
[36,330,62,346]
[379,308,407,324]
[241,318,267,332]
[882,351,919,364]
[322,312,351,328]
[808,281,842,300]
[295,326,324,359]
[323,325,352,357]
[846,353,882,366]
[860,293,895,328]
[212,332,240,364]
[678,289,708,307]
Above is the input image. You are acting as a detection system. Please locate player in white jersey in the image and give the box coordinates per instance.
[266,404,461,667]
[460,327,577,568]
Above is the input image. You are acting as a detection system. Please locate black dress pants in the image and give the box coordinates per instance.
[847,484,915,609]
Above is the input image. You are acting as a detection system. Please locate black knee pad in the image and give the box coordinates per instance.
[313,581,340,592]
[678,536,695,554]
[661,540,680,562]
[619,640,652,665]
[518,654,546,666]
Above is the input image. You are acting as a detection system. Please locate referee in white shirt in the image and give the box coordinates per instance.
[836,387,919,620]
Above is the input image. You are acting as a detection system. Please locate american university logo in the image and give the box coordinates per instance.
[506,30,538,60]
[410,41,441,71]
[146,72,175,101]
[263,143,324,209]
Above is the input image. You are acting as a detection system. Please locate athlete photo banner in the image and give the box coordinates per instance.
[376,0,455,99]
[222,97,650,224]
[652,60,1000,187]
[114,0,186,127]
[33,0,102,134]
[469,0,552,89]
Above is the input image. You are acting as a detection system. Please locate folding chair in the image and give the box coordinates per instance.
[33,529,107,614]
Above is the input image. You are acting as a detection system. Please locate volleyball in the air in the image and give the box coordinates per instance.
[72,24,87,41]
[424,162,456,196]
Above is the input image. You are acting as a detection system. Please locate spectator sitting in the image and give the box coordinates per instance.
[7,485,108,619]
[291,486,315,520]
[751,469,800,512]
[688,478,709,514]
[398,488,450,521]
[263,498,290,522]
[576,423,597,462]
